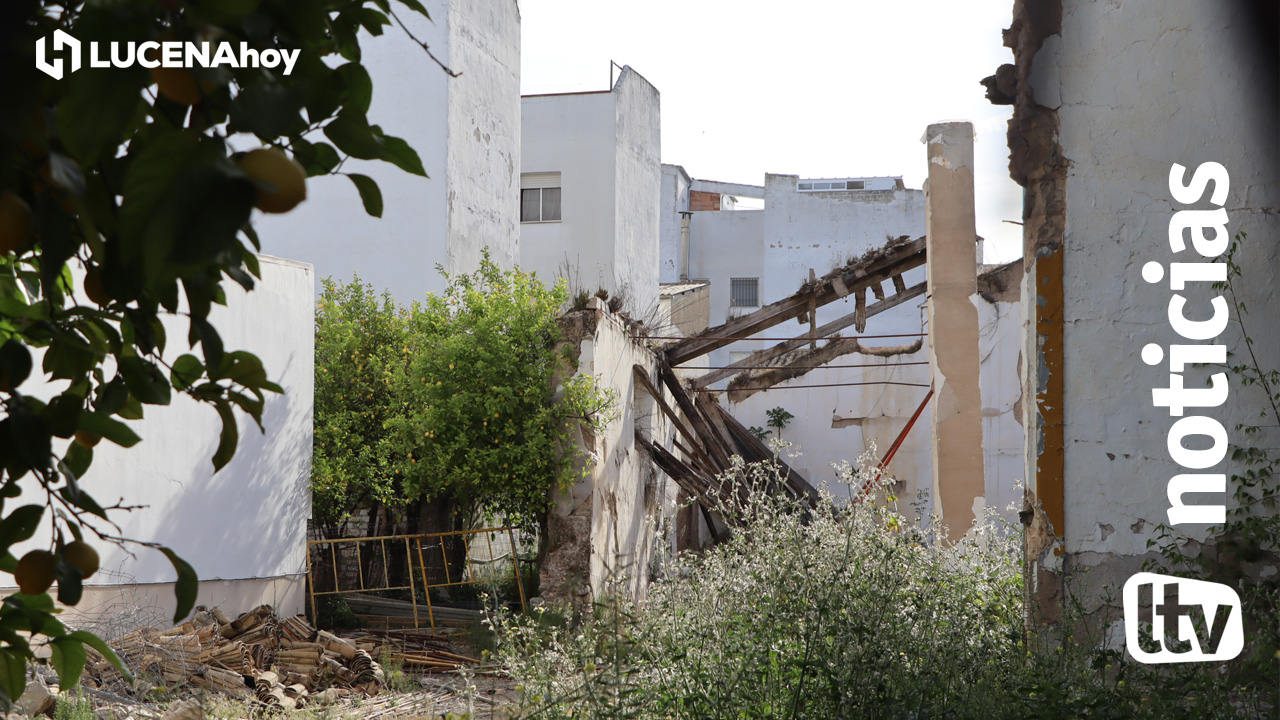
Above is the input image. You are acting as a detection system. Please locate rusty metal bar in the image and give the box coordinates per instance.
[508,528,528,614]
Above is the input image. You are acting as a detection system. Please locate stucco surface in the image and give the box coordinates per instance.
[6,256,315,616]
[1034,0,1279,562]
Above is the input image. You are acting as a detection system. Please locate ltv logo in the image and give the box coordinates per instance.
[1123,572,1243,663]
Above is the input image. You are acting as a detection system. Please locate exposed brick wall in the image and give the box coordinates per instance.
[689,190,721,211]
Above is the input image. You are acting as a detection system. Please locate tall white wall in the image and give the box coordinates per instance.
[444,0,522,276]
[8,256,315,621]
[1030,0,1280,580]
[611,68,661,317]
[252,0,520,303]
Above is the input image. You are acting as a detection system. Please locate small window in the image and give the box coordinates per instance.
[521,172,562,223]
[730,277,760,308]
[847,180,864,190]
[521,187,561,222]
[797,182,812,190]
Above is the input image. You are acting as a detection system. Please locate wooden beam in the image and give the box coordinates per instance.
[808,293,818,350]
[714,405,821,506]
[657,362,732,470]
[632,365,718,475]
[663,237,925,365]
[691,281,927,388]
[726,337,924,403]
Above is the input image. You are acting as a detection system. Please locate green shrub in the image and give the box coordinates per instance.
[495,454,1274,719]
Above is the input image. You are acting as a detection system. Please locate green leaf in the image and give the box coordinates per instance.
[324,114,384,160]
[193,318,225,376]
[0,649,27,706]
[347,174,383,218]
[50,636,88,688]
[56,67,148,165]
[397,0,431,18]
[336,63,374,115]
[170,354,205,391]
[158,547,199,623]
[41,393,84,439]
[54,555,84,607]
[223,352,268,387]
[0,506,43,555]
[119,357,172,406]
[228,81,306,140]
[212,400,239,472]
[379,135,427,177]
[67,631,131,682]
[62,441,93,479]
[77,413,142,449]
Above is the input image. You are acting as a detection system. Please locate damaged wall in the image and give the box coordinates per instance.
[541,302,678,607]
[996,0,1280,619]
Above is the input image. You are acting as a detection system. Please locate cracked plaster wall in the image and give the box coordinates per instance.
[542,304,678,607]
[1008,0,1280,605]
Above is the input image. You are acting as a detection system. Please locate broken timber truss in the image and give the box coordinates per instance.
[633,235,928,526]
[666,234,927,391]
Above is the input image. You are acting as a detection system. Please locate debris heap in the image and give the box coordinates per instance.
[84,605,387,709]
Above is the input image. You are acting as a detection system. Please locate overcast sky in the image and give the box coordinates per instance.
[519,0,1023,264]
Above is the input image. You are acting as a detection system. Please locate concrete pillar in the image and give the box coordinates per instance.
[923,122,985,542]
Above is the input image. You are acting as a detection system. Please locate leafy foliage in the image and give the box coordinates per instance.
[312,277,403,528]
[0,0,429,702]
[498,456,1273,719]
[312,257,617,531]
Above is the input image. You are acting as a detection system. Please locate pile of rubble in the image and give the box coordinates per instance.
[82,605,391,710]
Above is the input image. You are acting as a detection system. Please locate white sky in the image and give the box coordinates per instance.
[519,0,1023,264]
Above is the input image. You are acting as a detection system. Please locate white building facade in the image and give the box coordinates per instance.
[253,0,522,302]
[520,67,662,319]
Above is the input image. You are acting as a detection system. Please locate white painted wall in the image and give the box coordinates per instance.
[1036,1,1280,564]
[977,293,1024,526]
[658,165,690,283]
[253,0,520,303]
[7,256,315,621]
[611,68,662,318]
[550,304,678,602]
[444,0,522,275]
[521,91,616,292]
[521,68,662,318]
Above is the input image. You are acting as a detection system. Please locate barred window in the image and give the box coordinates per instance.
[730,277,760,308]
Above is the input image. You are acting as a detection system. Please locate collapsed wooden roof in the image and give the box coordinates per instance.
[663,235,927,391]
[633,362,820,529]
[632,236,931,525]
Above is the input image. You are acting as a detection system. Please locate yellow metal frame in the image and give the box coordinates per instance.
[306,527,528,631]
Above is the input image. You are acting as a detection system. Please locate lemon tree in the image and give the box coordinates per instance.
[0,0,430,703]
[388,254,617,529]
[312,259,618,536]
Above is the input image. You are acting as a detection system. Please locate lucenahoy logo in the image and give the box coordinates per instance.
[35,29,300,80]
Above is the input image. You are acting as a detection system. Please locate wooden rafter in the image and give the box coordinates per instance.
[663,236,925,366]
[726,337,925,402]
[690,281,927,389]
